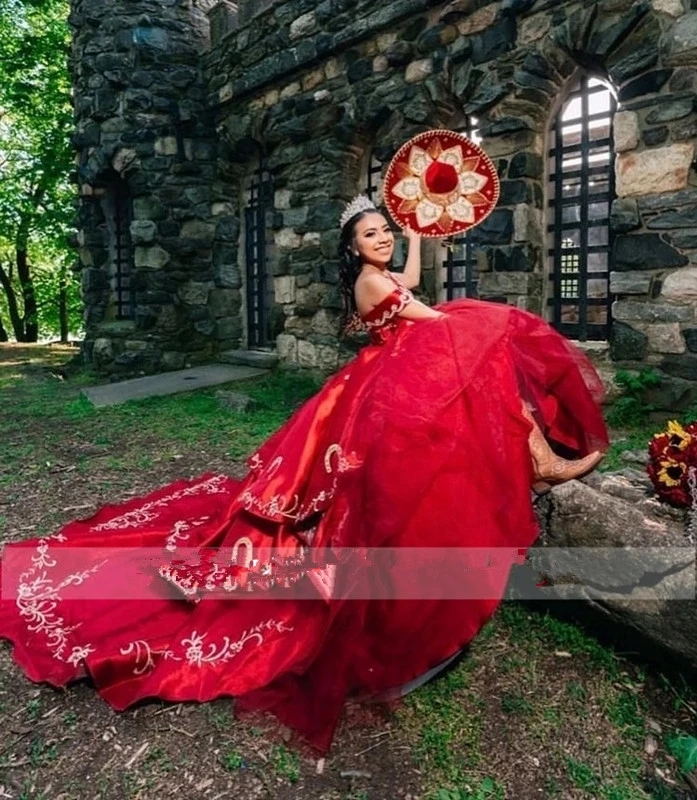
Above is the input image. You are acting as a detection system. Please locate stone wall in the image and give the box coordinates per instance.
[70,0,240,374]
[204,0,697,377]
[70,0,697,380]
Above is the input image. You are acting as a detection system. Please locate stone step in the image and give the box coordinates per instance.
[219,349,279,369]
[82,364,268,408]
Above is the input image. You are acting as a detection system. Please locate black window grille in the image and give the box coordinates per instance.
[443,119,479,300]
[547,74,616,341]
[365,152,383,204]
[442,227,478,300]
[244,165,274,348]
[108,177,135,320]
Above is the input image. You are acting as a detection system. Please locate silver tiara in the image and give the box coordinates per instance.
[339,195,377,230]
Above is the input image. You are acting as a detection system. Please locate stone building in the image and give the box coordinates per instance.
[69,0,697,402]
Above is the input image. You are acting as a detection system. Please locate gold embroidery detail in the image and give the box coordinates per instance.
[363,287,413,330]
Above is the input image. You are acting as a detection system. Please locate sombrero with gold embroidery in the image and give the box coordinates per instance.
[383,129,499,237]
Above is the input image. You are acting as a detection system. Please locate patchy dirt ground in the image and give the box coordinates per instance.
[1,344,696,800]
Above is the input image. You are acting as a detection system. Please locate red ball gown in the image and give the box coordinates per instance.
[0,274,608,751]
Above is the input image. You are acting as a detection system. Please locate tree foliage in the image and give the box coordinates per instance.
[0,0,80,341]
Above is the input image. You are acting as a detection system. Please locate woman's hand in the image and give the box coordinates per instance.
[402,225,421,245]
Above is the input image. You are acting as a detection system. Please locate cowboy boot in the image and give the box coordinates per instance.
[524,405,603,492]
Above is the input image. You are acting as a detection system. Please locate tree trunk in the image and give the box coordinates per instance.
[0,262,25,341]
[58,263,68,343]
[16,248,38,342]
[0,312,8,342]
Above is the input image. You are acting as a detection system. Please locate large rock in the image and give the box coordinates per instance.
[613,234,688,271]
[516,478,697,670]
[647,206,697,229]
[616,143,694,197]
[652,0,687,15]
[613,299,692,323]
[613,110,639,152]
[274,275,296,304]
[610,198,640,233]
[662,267,697,301]
[134,245,171,269]
[663,10,697,66]
[646,322,686,354]
[609,270,652,294]
[643,371,697,410]
[609,320,648,360]
[289,11,316,40]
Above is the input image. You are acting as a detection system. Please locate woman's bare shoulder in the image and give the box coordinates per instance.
[355,271,394,296]
[354,272,400,315]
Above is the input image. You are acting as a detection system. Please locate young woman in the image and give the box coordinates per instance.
[339,199,605,487]
[0,197,608,752]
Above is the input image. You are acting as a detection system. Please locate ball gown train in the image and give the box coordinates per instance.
[0,274,608,751]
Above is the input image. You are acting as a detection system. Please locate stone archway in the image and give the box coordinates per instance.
[439,0,695,371]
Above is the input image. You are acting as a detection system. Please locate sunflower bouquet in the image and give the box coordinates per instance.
[647,420,697,542]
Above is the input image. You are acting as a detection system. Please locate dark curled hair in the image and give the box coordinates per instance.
[337,209,392,335]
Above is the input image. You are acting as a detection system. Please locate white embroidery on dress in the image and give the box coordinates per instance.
[92,475,227,532]
[324,443,354,474]
[181,620,294,666]
[164,516,210,553]
[240,444,360,521]
[231,536,254,568]
[297,444,360,518]
[66,645,96,666]
[297,489,333,518]
[120,640,179,675]
[159,565,201,596]
[120,620,294,675]
[121,640,156,675]
[240,489,301,519]
[363,286,413,330]
[15,533,105,663]
[266,456,283,477]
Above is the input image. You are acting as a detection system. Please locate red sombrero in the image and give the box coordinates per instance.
[383,129,499,237]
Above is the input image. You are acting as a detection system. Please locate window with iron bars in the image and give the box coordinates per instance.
[547,74,616,341]
[442,119,479,300]
[244,165,274,348]
[103,174,134,320]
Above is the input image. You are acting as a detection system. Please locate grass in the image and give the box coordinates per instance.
[398,601,697,799]
[0,345,323,491]
[271,744,300,783]
[221,748,245,771]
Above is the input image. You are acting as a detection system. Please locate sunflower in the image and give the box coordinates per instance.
[666,420,691,450]
[656,459,687,488]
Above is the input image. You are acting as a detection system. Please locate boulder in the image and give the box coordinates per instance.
[508,473,697,672]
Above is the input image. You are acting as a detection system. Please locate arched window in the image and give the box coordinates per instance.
[547,74,616,341]
[244,163,274,347]
[442,119,479,300]
[101,172,134,320]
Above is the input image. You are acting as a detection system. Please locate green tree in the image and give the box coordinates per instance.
[0,0,78,341]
